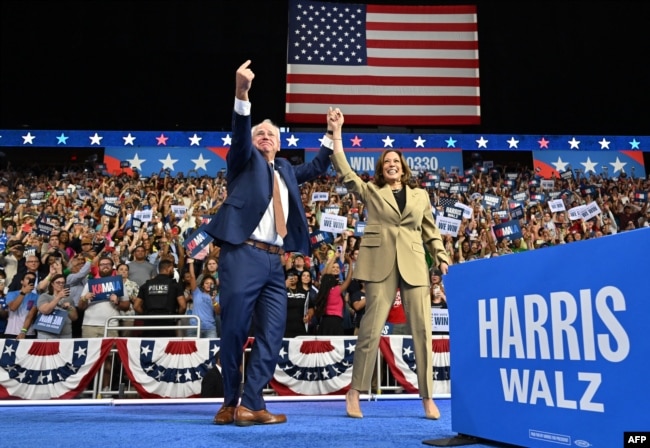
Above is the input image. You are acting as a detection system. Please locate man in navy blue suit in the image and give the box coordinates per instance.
[207,60,345,426]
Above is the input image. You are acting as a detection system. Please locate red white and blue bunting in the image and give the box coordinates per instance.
[0,336,449,399]
[115,338,220,399]
[378,335,450,395]
[0,338,113,399]
[270,337,357,396]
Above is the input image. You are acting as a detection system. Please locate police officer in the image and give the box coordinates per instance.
[133,259,186,337]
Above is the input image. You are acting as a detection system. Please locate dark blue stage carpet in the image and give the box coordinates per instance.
[0,399,508,448]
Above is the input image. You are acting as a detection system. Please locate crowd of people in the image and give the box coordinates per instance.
[0,135,648,342]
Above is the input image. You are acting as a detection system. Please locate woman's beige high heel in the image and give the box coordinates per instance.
[423,398,440,420]
[346,389,363,418]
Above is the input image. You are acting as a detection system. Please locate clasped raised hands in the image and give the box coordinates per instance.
[327,107,344,131]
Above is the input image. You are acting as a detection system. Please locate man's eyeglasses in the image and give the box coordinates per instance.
[99,263,113,267]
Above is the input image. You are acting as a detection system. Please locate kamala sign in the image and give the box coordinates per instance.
[445,228,650,448]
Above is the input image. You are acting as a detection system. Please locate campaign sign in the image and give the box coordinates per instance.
[320,213,347,234]
[431,308,449,332]
[87,275,123,302]
[580,201,602,221]
[513,191,528,202]
[353,222,366,237]
[33,308,67,334]
[445,228,650,448]
[493,220,522,242]
[309,230,334,250]
[510,205,525,220]
[171,205,187,217]
[100,203,120,217]
[35,221,54,236]
[442,205,464,221]
[436,216,461,237]
[482,193,501,210]
[134,209,152,222]
[548,198,566,213]
[183,225,214,259]
[312,191,329,202]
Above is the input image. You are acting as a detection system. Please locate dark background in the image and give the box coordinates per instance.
[2,0,649,135]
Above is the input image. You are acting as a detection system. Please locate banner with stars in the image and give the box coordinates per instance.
[270,337,357,395]
[533,150,646,178]
[115,338,220,399]
[270,336,450,396]
[0,129,648,177]
[0,338,113,399]
[379,335,450,395]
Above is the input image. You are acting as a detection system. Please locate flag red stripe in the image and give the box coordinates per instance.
[287,74,479,87]
[286,93,480,106]
[285,113,481,126]
[368,56,479,69]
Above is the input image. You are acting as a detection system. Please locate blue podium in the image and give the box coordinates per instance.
[445,228,650,448]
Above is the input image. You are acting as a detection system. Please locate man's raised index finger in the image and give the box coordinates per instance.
[239,59,252,71]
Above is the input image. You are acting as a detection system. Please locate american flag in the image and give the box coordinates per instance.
[438,196,458,208]
[286,0,480,126]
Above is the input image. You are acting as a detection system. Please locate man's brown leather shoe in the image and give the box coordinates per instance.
[213,405,236,425]
[234,405,287,427]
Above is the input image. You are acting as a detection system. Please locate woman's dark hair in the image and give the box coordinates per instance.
[373,150,416,188]
[47,273,66,294]
[314,274,339,317]
[300,270,313,284]
[200,276,216,290]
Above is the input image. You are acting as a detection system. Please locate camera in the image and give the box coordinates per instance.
[209,284,217,296]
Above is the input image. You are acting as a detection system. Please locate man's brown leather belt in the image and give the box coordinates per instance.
[244,239,285,255]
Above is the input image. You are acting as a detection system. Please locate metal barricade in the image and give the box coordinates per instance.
[87,332,431,399]
[89,314,202,399]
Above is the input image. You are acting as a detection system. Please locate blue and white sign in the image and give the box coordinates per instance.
[445,228,650,448]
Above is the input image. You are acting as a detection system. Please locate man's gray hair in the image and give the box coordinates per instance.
[251,119,281,138]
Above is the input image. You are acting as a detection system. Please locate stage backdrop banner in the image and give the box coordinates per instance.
[445,228,650,448]
[305,147,463,177]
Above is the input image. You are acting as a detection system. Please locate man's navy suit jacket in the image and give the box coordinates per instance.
[205,112,332,255]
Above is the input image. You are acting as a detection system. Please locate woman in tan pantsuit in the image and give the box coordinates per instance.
[327,108,450,419]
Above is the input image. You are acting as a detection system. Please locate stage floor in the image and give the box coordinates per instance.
[0,396,512,448]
